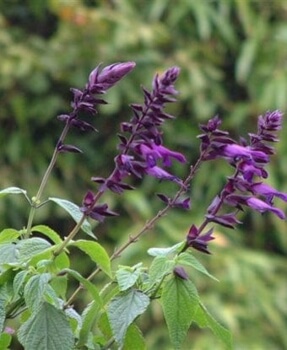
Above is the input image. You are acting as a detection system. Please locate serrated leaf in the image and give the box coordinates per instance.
[193,302,233,349]
[49,197,95,238]
[18,237,51,263]
[31,225,63,244]
[0,299,6,332]
[18,302,74,350]
[77,300,101,347]
[0,228,21,243]
[0,243,19,266]
[13,270,29,297]
[24,273,51,312]
[176,252,218,281]
[70,240,112,278]
[148,256,175,287]
[162,276,199,350]
[108,289,150,346]
[123,323,146,350]
[147,242,185,257]
[116,266,142,291]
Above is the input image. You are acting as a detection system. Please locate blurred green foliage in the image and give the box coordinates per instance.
[0,0,286,349]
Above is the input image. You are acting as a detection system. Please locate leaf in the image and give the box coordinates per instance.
[18,302,74,350]
[123,323,146,350]
[17,237,51,263]
[108,289,150,346]
[0,187,29,202]
[0,332,12,349]
[0,243,19,266]
[49,197,95,238]
[0,298,6,332]
[13,270,29,297]
[24,273,51,312]
[162,276,199,350]
[176,252,218,281]
[147,242,185,257]
[193,302,233,349]
[148,256,175,287]
[70,240,112,278]
[63,268,103,306]
[31,225,63,244]
[77,300,101,347]
[0,228,21,243]
[116,264,142,291]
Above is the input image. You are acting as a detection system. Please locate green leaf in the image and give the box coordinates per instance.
[0,186,29,202]
[0,243,19,266]
[0,298,6,332]
[49,197,95,238]
[32,225,63,244]
[193,302,233,349]
[176,252,218,281]
[13,270,29,297]
[147,242,185,257]
[0,228,21,243]
[70,240,112,278]
[18,302,74,350]
[108,289,150,346]
[77,300,101,347]
[148,256,175,287]
[0,332,12,349]
[18,237,51,263]
[123,323,146,350]
[24,273,51,312]
[63,268,103,306]
[116,264,142,291]
[162,276,199,350]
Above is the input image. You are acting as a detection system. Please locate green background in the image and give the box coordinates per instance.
[0,1,286,349]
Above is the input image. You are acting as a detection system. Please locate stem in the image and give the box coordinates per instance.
[25,123,71,237]
[65,154,206,307]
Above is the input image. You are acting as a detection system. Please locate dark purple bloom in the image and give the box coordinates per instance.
[138,142,186,167]
[173,266,189,280]
[205,212,242,229]
[220,144,269,163]
[88,62,136,92]
[145,166,182,185]
[251,182,287,203]
[157,193,191,209]
[186,225,215,254]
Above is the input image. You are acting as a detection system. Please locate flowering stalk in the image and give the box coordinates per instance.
[25,62,136,237]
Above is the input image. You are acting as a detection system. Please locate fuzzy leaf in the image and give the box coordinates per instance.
[147,242,185,257]
[116,264,142,291]
[0,229,21,243]
[31,225,63,244]
[176,252,218,281]
[70,240,112,278]
[18,237,51,263]
[123,323,146,350]
[0,299,5,333]
[0,187,28,201]
[108,289,150,346]
[162,276,199,349]
[49,197,95,238]
[77,300,101,347]
[18,302,74,350]
[193,302,233,349]
[148,256,175,287]
[23,273,51,312]
[0,332,12,349]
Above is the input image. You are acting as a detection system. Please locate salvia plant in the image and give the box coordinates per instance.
[0,61,286,350]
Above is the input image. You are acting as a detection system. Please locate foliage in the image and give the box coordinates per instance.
[0,1,287,349]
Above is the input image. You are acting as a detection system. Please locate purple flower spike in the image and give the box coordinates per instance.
[186,225,215,254]
[88,62,136,92]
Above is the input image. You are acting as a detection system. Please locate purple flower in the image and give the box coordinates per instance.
[220,144,269,163]
[145,166,182,185]
[186,225,215,254]
[251,182,287,203]
[138,142,186,167]
[246,197,285,219]
[88,62,136,93]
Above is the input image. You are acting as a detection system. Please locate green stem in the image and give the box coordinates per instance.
[25,123,71,237]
